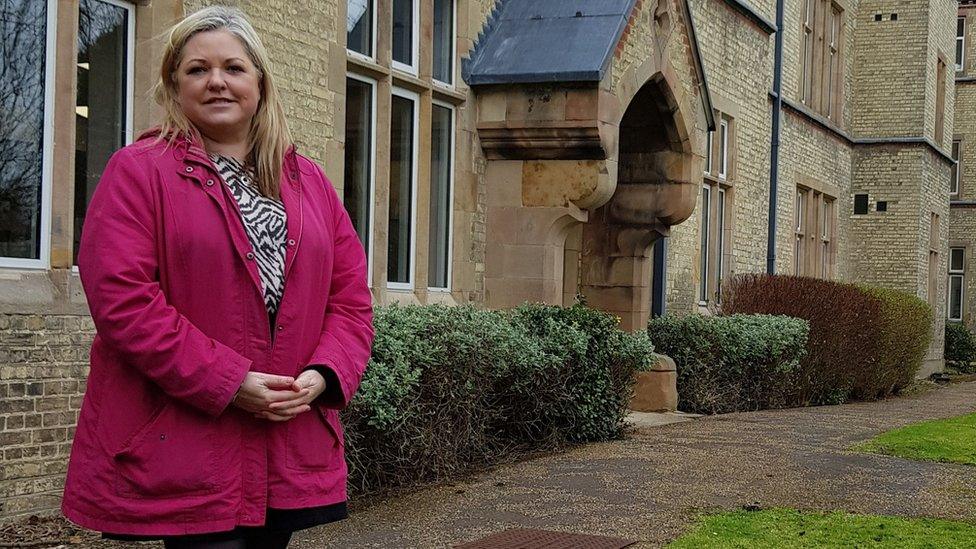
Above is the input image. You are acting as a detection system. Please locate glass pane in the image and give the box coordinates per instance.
[699,186,710,301]
[0,1,48,260]
[957,39,965,69]
[428,105,452,289]
[388,94,414,284]
[952,141,960,194]
[704,131,712,174]
[392,0,413,66]
[950,276,963,320]
[343,78,372,256]
[347,0,372,56]
[716,188,725,299]
[951,248,965,272]
[719,120,728,177]
[75,0,128,264]
[959,17,966,37]
[433,0,453,83]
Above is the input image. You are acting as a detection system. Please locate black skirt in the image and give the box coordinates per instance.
[102,501,348,542]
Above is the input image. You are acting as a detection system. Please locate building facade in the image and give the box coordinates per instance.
[0,0,960,520]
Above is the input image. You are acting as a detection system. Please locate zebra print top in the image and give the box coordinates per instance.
[211,154,287,317]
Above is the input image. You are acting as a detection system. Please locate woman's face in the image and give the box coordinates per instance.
[175,29,261,143]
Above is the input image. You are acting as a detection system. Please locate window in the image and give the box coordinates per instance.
[795,190,806,275]
[854,193,869,214]
[795,186,836,278]
[428,102,453,290]
[699,186,710,303]
[929,213,940,306]
[949,247,965,321]
[936,58,947,145]
[388,89,418,288]
[432,0,454,85]
[704,130,713,175]
[74,0,134,265]
[958,16,966,72]
[0,1,55,267]
[718,117,729,180]
[392,0,418,74]
[800,0,844,121]
[716,187,727,298]
[343,76,375,275]
[347,0,374,58]
[952,139,962,197]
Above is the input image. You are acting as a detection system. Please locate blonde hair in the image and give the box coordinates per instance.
[153,6,292,198]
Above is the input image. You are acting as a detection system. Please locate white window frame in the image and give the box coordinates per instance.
[346,73,377,287]
[387,87,419,291]
[949,247,965,322]
[346,0,377,62]
[432,0,456,88]
[428,99,455,291]
[391,0,419,76]
[718,118,729,180]
[1,1,58,269]
[958,16,966,72]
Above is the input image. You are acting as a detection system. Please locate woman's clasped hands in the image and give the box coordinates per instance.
[232,370,327,422]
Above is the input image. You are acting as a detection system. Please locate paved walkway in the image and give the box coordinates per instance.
[292,381,976,548]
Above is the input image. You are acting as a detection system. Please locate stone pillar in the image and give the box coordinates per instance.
[484,161,587,309]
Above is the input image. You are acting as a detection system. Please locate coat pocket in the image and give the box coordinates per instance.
[113,402,218,498]
[284,407,344,471]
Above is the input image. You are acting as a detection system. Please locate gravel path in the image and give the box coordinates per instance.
[294,381,976,548]
[29,381,976,548]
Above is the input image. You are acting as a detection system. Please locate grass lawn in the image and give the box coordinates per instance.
[854,412,976,466]
[667,508,976,548]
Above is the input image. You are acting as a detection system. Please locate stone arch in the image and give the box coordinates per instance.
[579,66,703,331]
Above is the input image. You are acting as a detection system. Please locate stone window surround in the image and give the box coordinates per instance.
[798,0,846,125]
[948,244,966,322]
[929,212,940,306]
[699,98,738,307]
[794,175,839,279]
[936,53,949,146]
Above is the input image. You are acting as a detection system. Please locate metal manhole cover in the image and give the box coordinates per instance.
[454,528,636,549]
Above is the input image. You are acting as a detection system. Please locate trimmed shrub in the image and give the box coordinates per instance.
[945,322,976,371]
[722,274,932,403]
[647,314,809,414]
[342,303,653,496]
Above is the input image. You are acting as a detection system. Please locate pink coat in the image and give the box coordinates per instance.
[61,133,374,536]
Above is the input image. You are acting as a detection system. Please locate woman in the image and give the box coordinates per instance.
[61,6,373,548]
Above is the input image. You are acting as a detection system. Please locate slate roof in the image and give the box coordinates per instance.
[462,0,638,85]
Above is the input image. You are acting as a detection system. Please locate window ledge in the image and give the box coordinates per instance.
[347,54,390,80]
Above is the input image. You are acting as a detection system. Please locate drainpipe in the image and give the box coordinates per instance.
[767,0,786,274]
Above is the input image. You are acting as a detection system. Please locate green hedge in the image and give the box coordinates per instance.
[341,303,654,496]
[945,322,976,372]
[722,274,932,403]
[647,314,809,414]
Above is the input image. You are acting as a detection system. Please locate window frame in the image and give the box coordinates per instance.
[698,185,711,305]
[704,130,713,175]
[795,183,837,279]
[929,212,940,307]
[948,246,965,322]
[718,118,729,180]
[431,0,456,88]
[958,16,966,72]
[72,0,136,268]
[387,86,420,291]
[0,0,59,269]
[346,0,378,61]
[427,98,455,292]
[799,0,845,123]
[345,72,378,287]
[952,138,962,197]
[391,0,420,76]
